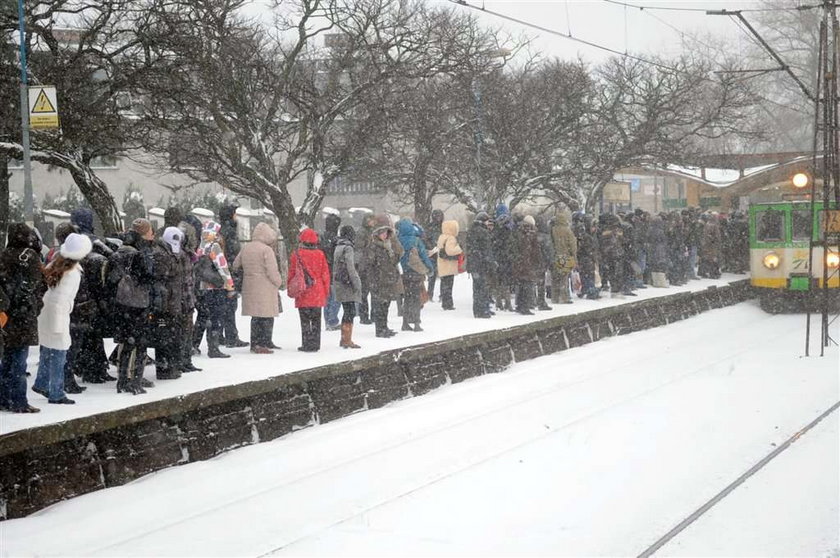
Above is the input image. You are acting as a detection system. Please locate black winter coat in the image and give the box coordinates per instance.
[466,224,495,276]
[151,241,185,316]
[0,224,46,348]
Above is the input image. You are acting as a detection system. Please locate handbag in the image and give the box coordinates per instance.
[288,251,315,299]
[407,246,429,275]
[195,255,225,288]
[457,253,466,274]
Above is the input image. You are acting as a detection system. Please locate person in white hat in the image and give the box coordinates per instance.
[32,233,92,404]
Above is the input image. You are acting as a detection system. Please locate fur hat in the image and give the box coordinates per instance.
[59,233,93,261]
[203,221,221,237]
[523,215,536,226]
[162,226,182,254]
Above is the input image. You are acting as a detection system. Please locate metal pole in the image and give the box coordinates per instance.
[471,77,484,208]
[17,0,33,226]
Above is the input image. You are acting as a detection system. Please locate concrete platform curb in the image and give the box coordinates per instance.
[0,280,755,519]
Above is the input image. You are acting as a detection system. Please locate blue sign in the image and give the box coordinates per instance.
[630,178,641,192]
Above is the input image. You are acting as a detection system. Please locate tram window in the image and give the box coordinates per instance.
[757,209,784,242]
[792,210,812,241]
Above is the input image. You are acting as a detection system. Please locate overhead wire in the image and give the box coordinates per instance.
[600,0,821,14]
[448,0,717,80]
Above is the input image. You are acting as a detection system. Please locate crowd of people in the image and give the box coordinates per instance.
[0,202,748,413]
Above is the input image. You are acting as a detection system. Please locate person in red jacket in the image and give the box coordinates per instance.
[288,228,331,352]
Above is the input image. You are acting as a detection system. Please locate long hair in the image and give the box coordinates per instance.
[43,255,77,289]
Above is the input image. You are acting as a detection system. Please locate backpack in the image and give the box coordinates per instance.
[288,250,316,298]
[334,249,353,286]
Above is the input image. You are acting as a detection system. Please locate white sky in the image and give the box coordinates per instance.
[440,0,766,63]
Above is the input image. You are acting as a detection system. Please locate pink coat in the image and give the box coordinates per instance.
[232,223,284,318]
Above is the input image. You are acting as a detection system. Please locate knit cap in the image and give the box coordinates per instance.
[59,233,93,261]
[523,215,536,226]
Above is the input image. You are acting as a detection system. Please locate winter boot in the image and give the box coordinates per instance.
[207,331,231,359]
[340,323,361,349]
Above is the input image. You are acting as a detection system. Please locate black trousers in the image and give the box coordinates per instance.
[341,302,357,324]
[298,307,321,351]
[515,280,536,311]
[439,275,455,309]
[251,317,275,347]
[151,314,181,375]
[194,290,226,349]
[358,275,371,323]
[222,295,240,343]
[67,327,108,382]
[180,312,195,366]
[371,294,391,334]
[402,275,424,325]
[116,307,149,384]
[471,273,492,317]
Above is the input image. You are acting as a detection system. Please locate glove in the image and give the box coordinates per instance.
[0,312,7,328]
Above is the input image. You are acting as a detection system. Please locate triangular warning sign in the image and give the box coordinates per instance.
[32,89,56,113]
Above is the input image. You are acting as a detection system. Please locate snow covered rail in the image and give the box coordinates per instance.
[0,281,754,520]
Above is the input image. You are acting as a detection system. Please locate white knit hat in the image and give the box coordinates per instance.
[523,215,536,226]
[59,233,92,261]
[162,226,182,254]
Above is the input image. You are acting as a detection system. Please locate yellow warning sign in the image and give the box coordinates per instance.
[31,90,56,113]
[28,86,60,130]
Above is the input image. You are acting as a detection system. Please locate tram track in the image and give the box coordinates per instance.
[8,305,829,557]
[82,308,788,557]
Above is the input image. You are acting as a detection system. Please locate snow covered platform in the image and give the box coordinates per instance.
[0,276,753,519]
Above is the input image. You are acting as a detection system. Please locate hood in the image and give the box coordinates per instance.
[396,219,417,239]
[164,207,184,228]
[339,225,355,244]
[162,226,183,254]
[252,222,277,245]
[6,223,33,249]
[324,213,341,235]
[372,214,392,235]
[554,213,570,227]
[70,208,95,234]
[495,204,510,219]
[299,228,319,245]
[441,220,459,237]
[430,209,444,224]
[362,215,377,231]
[219,204,238,226]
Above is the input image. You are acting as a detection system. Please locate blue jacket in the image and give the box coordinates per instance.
[396,219,434,275]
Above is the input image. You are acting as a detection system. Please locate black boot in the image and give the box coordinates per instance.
[208,332,230,359]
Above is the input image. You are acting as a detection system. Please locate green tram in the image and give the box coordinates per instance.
[749,200,840,312]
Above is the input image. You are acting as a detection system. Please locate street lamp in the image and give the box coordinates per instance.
[792,172,809,189]
[16,0,33,225]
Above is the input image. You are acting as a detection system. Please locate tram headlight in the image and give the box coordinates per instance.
[762,251,781,270]
[826,252,840,269]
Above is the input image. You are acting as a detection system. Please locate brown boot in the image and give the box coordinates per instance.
[340,323,361,349]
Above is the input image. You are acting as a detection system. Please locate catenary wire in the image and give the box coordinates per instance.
[600,0,821,14]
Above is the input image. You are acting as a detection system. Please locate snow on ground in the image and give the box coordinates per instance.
[0,274,746,435]
[1,301,837,557]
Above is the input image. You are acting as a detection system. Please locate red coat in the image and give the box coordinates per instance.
[288,229,331,308]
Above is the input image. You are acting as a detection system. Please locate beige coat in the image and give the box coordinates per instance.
[436,220,463,277]
[232,223,284,317]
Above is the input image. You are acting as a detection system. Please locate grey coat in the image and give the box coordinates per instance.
[332,240,362,303]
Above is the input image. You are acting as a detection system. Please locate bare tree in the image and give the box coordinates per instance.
[547,54,761,213]
[0,0,151,234]
[137,0,464,245]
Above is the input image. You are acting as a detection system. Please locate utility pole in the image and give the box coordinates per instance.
[16,0,33,226]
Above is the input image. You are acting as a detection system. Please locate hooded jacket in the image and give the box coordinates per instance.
[551,213,578,264]
[320,213,342,272]
[365,224,404,300]
[288,228,331,308]
[0,224,46,348]
[232,222,284,317]
[397,219,433,277]
[466,215,495,276]
[218,204,241,261]
[436,220,463,277]
[332,226,362,303]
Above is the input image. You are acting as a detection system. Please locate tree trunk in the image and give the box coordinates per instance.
[0,154,8,247]
[268,188,302,253]
[412,164,432,226]
[298,167,329,228]
[66,163,123,235]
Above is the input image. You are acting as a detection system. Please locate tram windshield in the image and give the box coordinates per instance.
[756,209,784,242]
[791,210,812,241]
